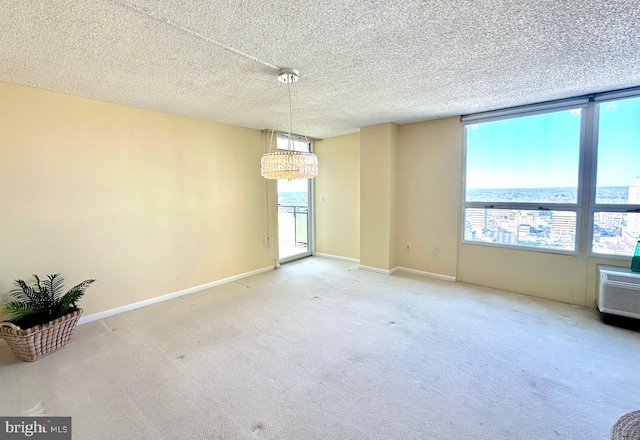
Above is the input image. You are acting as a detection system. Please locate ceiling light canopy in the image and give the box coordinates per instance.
[277,70,299,84]
[261,69,318,181]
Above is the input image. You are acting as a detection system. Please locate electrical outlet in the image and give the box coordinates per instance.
[405,243,411,251]
[433,246,440,255]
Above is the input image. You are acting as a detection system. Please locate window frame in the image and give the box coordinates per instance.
[461,102,588,255]
[276,133,312,153]
[461,87,640,257]
[587,92,640,258]
[274,133,316,261]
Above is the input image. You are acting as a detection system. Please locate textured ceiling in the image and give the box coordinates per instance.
[1,0,639,139]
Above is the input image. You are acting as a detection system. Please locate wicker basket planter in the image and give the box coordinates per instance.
[612,409,640,440]
[0,309,82,362]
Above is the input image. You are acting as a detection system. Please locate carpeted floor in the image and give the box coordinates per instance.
[0,257,638,439]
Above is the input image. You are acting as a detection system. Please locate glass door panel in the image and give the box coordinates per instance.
[277,178,311,261]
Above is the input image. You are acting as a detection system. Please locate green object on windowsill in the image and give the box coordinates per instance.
[631,241,640,273]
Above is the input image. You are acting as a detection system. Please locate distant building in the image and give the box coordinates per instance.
[496,228,517,245]
[629,177,640,204]
[551,212,575,237]
[526,212,539,224]
[627,177,640,238]
[517,224,532,241]
[486,209,510,222]
[464,218,474,240]
[466,208,486,235]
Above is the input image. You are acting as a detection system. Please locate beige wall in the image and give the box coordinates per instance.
[360,123,398,271]
[389,124,399,270]
[370,114,624,307]
[1,80,622,315]
[396,118,461,278]
[314,133,360,259]
[0,82,273,317]
[457,246,627,306]
[438,114,624,306]
[458,246,588,304]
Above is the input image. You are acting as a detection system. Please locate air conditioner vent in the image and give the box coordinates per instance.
[603,273,640,286]
[598,266,640,320]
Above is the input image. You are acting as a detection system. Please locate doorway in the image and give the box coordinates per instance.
[276,135,314,262]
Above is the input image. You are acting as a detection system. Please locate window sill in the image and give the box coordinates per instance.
[460,240,579,256]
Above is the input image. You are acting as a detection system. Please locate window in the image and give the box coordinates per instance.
[591,96,640,256]
[462,91,640,256]
[277,135,310,152]
[463,108,583,252]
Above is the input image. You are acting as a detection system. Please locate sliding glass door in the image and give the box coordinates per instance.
[276,135,313,262]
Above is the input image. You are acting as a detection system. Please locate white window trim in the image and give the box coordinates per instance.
[461,87,640,257]
[587,94,640,257]
[275,134,316,261]
[462,105,585,255]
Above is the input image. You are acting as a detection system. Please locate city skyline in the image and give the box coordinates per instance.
[464,178,640,256]
[466,184,634,205]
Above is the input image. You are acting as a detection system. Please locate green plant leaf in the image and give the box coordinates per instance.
[43,274,65,303]
[2,300,45,323]
[11,279,47,310]
[3,275,95,327]
[59,279,95,315]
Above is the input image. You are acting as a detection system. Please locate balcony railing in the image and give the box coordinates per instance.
[278,205,308,259]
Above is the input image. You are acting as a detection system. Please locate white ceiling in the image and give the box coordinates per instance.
[1,0,639,139]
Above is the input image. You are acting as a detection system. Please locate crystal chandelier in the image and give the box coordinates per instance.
[261,69,319,180]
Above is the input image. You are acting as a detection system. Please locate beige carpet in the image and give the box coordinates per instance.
[0,257,638,439]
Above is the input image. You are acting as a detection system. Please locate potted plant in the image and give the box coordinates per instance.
[0,274,95,362]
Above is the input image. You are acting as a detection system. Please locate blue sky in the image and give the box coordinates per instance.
[597,98,640,187]
[466,97,640,189]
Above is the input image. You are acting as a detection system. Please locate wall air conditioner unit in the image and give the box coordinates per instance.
[597,265,640,321]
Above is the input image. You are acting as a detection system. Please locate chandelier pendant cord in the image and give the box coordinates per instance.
[268,113,278,154]
[287,82,294,151]
[265,171,270,248]
[265,110,280,249]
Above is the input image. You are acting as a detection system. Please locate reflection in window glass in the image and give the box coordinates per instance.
[595,97,640,204]
[464,208,576,251]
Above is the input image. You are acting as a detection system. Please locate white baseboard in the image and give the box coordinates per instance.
[314,253,360,264]
[78,265,274,325]
[395,267,456,282]
[358,265,455,281]
[359,265,396,275]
